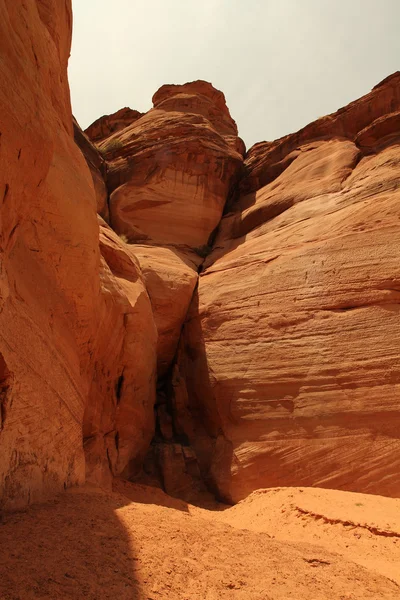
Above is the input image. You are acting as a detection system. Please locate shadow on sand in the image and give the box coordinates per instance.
[0,485,144,600]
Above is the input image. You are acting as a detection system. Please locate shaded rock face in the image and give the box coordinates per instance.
[83,218,157,488]
[73,118,109,221]
[0,0,157,509]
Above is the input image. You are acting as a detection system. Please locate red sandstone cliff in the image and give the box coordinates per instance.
[81,81,245,499]
[1,0,400,513]
[0,0,157,509]
[84,81,244,382]
[174,72,400,502]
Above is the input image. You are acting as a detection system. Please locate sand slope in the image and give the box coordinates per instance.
[217,486,400,588]
[0,483,399,599]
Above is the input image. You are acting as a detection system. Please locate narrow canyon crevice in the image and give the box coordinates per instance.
[1,0,400,521]
[72,71,400,506]
[137,269,218,504]
[3,5,400,597]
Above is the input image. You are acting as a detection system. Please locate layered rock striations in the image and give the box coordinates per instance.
[84,81,244,380]
[0,0,157,509]
[1,0,400,511]
[175,72,400,502]
[0,0,96,509]
[95,81,244,249]
[82,81,244,499]
[85,107,143,144]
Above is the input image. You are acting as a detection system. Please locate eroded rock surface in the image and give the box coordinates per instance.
[80,74,400,505]
[85,82,245,383]
[95,80,244,248]
[2,1,400,513]
[0,0,97,509]
[132,245,202,376]
[84,219,157,487]
[73,118,109,220]
[83,82,245,495]
[0,0,157,509]
[85,107,143,144]
[175,73,400,502]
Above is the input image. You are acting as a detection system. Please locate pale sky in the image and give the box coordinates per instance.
[69,0,400,149]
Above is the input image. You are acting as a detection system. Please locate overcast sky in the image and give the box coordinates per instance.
[69,0,400,149]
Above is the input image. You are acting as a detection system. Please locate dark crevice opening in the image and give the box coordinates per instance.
[115,371,124,404]
[0,354,11,433]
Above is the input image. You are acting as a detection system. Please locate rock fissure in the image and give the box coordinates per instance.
[2,184,9,203]
[0,355,11,433]
[75,70,400,503]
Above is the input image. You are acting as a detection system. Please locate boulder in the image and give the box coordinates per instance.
[96,81,244,249]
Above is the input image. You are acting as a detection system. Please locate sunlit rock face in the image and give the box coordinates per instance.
[85,107,144,144]
[85,81,245,380]
[92,80,245,249]
[84,218,157,488]
[2,0,400,511]
[0,0,96,509]
[175,72,400,502]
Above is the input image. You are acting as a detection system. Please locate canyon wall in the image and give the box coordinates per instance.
[81,81,244,500]
[1,1,399,510]
[0,0,157,510]
[83,73,400,504]
[174,73,400,502]
[0,0,94,509]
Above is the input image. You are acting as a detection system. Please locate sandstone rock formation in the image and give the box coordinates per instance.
[83,82,245,496]
[2,0,400,518]
[84,219,157,487]
[131,245,201,375]
[85,82,245,385]
[73,118,109,220]
[174,72,400,502]
[0,0,157,509]
[0,0,95,509]
[93,81,244,248]
[85,107,143,143]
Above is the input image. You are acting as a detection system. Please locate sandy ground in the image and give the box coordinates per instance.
[216,486,400,587]
[0,481,399,599]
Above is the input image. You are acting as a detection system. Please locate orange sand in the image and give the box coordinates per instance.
[0,482,399,599]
